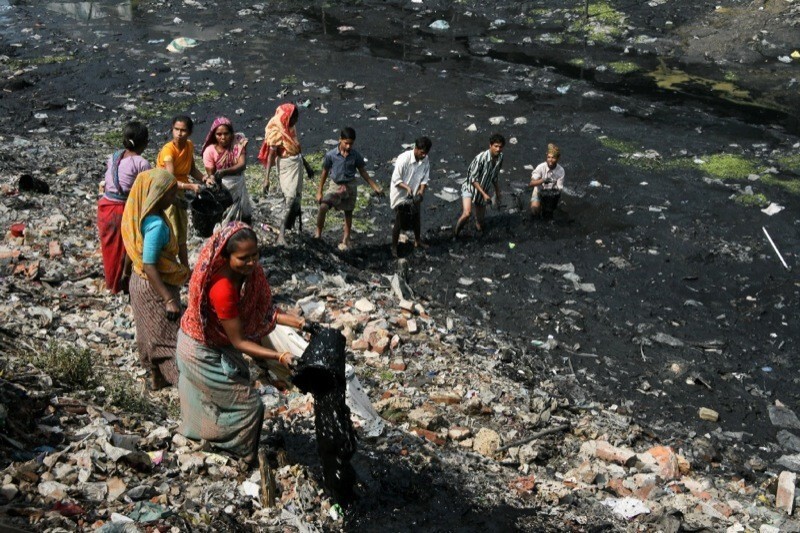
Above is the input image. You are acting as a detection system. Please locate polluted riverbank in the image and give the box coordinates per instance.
[1,0,800,531]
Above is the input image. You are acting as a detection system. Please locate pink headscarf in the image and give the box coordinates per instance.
[201,116,234,155]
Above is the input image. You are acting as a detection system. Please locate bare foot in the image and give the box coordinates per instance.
[337,242,350,251]
[276,236,287,246]
[391,246,399,258]
[414,241,429,250]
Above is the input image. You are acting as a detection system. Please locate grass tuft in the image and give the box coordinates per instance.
[32,343,95,389]
[105,374,154,415]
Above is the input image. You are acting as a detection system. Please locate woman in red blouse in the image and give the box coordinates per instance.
[176,222,306,463]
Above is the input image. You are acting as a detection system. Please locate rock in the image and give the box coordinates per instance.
[80,482,108,501]
[582,440,637,466]
[0,484,19,501]
[448,427,471,441]
[776,471,796,514]
[412,428,445,446]
[473,428,502,456]
[389,358,406,371]
[778,430,800,453]
[351,338,370,351]
[430,391,461,405]
[126,485,155,501]
[408,407,446,430]
[106,477,127,501]
[652,332,684,347]
[698,407,719,421]
[372,336,390,354]
[407,319,418,334]
[770,403,800,430]
[38,480,69,500]
[354,298,375,313]
[640,446,681,480]
[777,454,800,472]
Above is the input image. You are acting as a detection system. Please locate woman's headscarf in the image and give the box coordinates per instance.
[258,103,300,164]
[201,116,247,171]
[121,169,189,285]
[181,222,277,347]
[201,116,234,155]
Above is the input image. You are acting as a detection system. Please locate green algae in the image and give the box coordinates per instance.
[598,136,638,153]
[733,192,768,207]
[608,61,639,74]
[5,55,73,70]
[778,153,800,173]
[698,154,758,180]
[647,63,786,113]
[761,175,800,195]
[135,90,222,120]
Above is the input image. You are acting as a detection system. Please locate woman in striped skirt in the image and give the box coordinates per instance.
[121,169,190,389]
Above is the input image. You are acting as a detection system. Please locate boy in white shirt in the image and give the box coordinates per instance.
[390,136,432,258]
[529,143,565,217]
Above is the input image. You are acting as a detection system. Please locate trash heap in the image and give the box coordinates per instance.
[1,130,800,531]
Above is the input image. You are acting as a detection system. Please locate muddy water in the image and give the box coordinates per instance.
[293,329,357,507]
[2,0,800,523]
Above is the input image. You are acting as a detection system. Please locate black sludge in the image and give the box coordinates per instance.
[293,328,357,506]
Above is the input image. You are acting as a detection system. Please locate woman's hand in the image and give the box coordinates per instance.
[184,183,201,194]
[301,320,322,335]
[165,298,181,321]
[277,351,293,368]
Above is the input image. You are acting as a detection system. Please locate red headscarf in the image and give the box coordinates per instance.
[181,222,277,347]
[258,103,300,164]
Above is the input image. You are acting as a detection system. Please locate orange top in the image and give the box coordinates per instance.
[156,140,195,183]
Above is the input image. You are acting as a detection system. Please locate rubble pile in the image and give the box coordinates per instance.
[0,135,799,532]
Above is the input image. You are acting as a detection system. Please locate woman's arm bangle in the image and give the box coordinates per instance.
[164,297,176,305]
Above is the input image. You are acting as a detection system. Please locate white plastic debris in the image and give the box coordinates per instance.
[429,20,450,30]
[166,37,198,53]
[761,203,784,216]
[601,497,650,519]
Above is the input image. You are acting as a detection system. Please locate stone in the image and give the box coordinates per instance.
[354,298,375,313]
[769,403,800,430]
[126,485,155,501]
[640,446,681,481]
[351,338,370,351]
[776,471,796,515]
[430,391,461,405]
[399,299,414,312]
[778,430,800,453]
[389,358,406,371]
[372,336,390,354]
[0,484,19,501]
[473,428,502,456]
[48,240,62,258]
[584,440,637,467]
[448,427,471,441]
[777,454,800,472]
[412,428,445,446]
[80,482,108,501]
[606,478,632,497]
[106,477,127,501]
[38,480,69,500]
[407,319,418,334]
[509,475,536,496]
[698,407,719,421]
[408,407,446,430]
